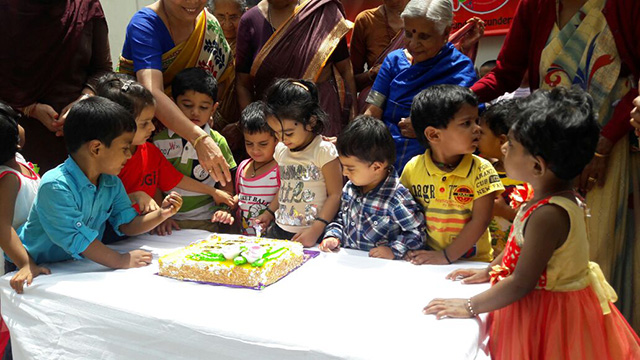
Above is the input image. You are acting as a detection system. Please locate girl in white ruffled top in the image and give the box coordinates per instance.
[0,103,50,291]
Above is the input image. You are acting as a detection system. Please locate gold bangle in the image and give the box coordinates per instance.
[594,152,609,158]
[21,103,37,118]
[192,133,208,148]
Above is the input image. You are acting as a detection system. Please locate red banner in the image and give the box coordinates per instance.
[342,0,521,37]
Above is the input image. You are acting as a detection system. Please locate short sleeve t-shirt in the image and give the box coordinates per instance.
[400,151,504,262]
[273,135,338,233]
[236,159,280,235]
[153,125,237,220]
[118,142,184,199]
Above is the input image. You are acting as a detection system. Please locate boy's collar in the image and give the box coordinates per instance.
[423,150,473,177]
[349,166,398,196]
[168,123,211,138]
[64,156,117,190]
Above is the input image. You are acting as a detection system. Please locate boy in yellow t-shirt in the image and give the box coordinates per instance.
[401,85,504,264]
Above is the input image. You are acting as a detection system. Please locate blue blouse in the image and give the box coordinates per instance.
[121,8,175,73]
[368,43,477,172]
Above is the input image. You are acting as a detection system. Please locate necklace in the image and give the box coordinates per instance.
[251,159,274,177]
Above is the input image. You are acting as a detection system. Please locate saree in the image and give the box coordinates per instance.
[357,18,484,111]
[249,0,352,136]
[367,43,477,172]
[250,0,351,92]
[119,8,232,97]
[539,0,639,332]
[0,0,105,108]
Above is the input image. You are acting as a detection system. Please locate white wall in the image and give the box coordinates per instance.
[476,35,504,69]
[102,0,155,69]
[102,0,505,71]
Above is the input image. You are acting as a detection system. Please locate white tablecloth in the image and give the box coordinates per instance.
[1,230,490,359]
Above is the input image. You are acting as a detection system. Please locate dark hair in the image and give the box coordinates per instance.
[171,67,218,101]
[337,115,396,165]
[511,86,600,180]
[264,78,328,135]
[0,101,20,164]
[240,101,272,135]
[96,73,155,118]
[64,97,137,154]
[410,84,478,147]
[482,99,517,136]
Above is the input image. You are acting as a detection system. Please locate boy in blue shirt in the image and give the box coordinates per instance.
[15,97,183,269]
[319,116,425,259]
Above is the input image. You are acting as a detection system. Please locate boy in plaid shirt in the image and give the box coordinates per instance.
[319,116,425,259]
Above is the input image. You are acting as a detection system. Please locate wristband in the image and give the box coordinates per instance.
[265,208,276,217]
[593,151,609,158]
[314,217,330,226]
[192,134,208,148]
[443,249,452,264]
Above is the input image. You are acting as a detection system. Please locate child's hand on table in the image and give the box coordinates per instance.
[130,191,159,214]
[126,250,153,268]
[10,260,50,294]
[423,298,473,319]
[292,225,324,247]
[151,218,180,236]
[319,237,340,252]
[405,249,449,265]
[445,267,491,284]
[369,246,394,259]
[212,210,234,225]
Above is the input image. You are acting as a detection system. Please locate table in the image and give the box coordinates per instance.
[1,230,490,359]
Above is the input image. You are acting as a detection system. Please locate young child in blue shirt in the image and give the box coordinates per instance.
[319,115,425,259]
[16,97,183,268]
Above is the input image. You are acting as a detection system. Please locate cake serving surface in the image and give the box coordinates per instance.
[158,234,305,288]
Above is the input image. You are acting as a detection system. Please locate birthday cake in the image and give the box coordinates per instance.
[158,234,305,288]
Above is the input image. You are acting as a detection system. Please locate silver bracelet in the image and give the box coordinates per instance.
[466,298,477,317]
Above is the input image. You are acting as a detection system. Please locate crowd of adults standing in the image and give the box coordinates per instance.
[0,0,638,332]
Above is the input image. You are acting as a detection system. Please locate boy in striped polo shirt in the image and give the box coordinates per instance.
[153,68,237,232]
[401,85,504,264]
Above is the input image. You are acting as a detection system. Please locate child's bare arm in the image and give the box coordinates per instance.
[425,204,569,318]
[408,193,497,265]
[0,175,51,292]
[0,175,32,269]
[119,192,182,236]
[81,240,152,269]
[292,159,343,247]
[177,176,236,208]
[445,192,497,260]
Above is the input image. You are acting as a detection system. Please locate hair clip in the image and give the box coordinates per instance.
[121,81,132,92]
[290,81,309,92]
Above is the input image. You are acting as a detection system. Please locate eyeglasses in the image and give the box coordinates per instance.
[215,13,240,24]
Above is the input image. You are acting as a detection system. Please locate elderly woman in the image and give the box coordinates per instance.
[471,0,640,332]
[119,0,233,184]
[0,0,112,173]
[365,0,477,172]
